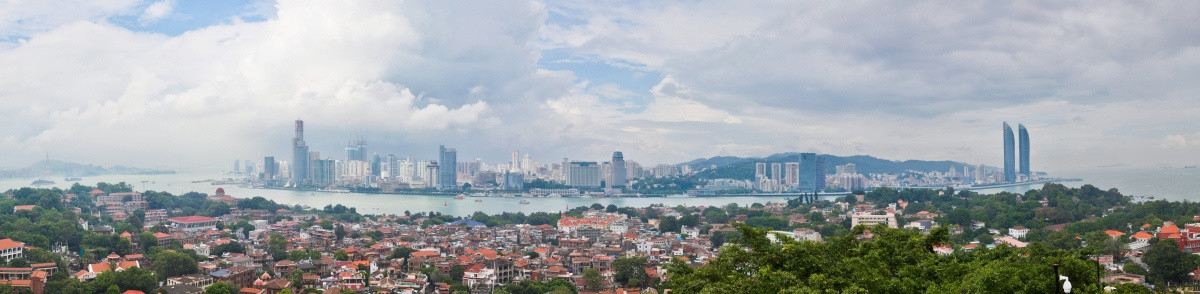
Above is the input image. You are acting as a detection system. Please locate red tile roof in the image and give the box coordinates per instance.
[0,239,23,250]
[168,216,218,223]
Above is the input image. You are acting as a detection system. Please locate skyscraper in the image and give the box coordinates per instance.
[566,161,601,188]
[784,162,799,187]
[1019,124,1030,179]
[610,151,627,188]
[799,153,826,192]
[1003,122,1016,183]
[755,162,767,181]
[438,145,457,190]
[511,150,521,172]
[291,120,309,184]
[263,156,278,180]
[770,163,782,184]
[346,138,367,162]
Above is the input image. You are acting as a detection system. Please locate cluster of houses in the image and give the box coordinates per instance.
[9,187,1199,293]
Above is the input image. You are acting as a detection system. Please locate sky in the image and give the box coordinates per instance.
[1,0,1199,173]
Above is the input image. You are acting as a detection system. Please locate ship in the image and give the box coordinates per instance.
[64,177,82,182]
[454,194,465,200]
[519,200,530,204]
[31,179,55,186]
[474,199,483,202]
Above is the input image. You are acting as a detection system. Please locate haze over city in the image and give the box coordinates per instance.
[2,1,1200,173]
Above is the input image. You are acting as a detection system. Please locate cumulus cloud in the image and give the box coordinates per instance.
[139,0,173,23]
[3,0,1200,173]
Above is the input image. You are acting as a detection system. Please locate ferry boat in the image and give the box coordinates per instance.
[474,199,483,203]
[454,194,465,199]
[31,179,55,186]
[519,200,530,204]
[64,177,82,182]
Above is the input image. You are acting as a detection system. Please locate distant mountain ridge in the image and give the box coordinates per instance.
[685,153,979,180]
[0,160,174,179]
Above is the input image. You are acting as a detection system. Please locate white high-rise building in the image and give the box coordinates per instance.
[784,162,799,187]
[512,150,521,172]
[566,161,601,188]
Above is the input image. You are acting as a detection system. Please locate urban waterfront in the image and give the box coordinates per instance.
[2,166,1196,216]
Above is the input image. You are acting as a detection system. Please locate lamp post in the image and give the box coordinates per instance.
[1052,263,1061,294]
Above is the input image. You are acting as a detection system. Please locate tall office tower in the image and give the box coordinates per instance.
[976,164,985,181]
[1003,122,1016,182]
[1019,124,1030,178]
[799,153,826,192]
[371,154,382,177]
[770,163,782,183]
[438,145,458,190]
[755,162,767,181]
[291,120,309,183]
[426,162,439,188]
[312,159,335,187]
[784,162,800,187]
[610,151,627,188]
[386,154,398,178]
[512,150,521,171]
[263,156,278,180]
[566,161,602,188]
[346,138,367,162]
[234,160,241,173]
[522,154,533,172]
[561,158,570,181]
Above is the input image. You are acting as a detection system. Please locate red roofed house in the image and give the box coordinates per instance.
[1104,230,1125,239]
[0,238,25,262]
[169,216,219,233]
[1157,222,1200,253]
[12,205,34,212]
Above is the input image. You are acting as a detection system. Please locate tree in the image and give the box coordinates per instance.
[152,251,198,280]
[1143,240,1200,284]
[582,268,602,290]
[268,233,288,261]
[6,258,27,268]
[606,204,618,213]
[613,256,648,288]
[106,285,121,294]
[204,282,237,294]
[138,232,158,249]
[658,216,680,233]
[1123,263,1148,276]
[449,264,465,283]
[390,247,415,259]
[334,249,349,261]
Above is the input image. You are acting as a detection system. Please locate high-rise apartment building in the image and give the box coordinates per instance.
[755,162,767,181]
[291,120,309,184]
[566,161,601,188]
[610,151,627,188]
[784,162,799,187]
[438,145,457,190]
[770,163,782,184]
[1003,122,1016,182]
[511,150,521,172]
[799,153,826,192]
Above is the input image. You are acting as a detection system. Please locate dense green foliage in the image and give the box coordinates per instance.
[663,223,1103,293]
[493,278,577,294]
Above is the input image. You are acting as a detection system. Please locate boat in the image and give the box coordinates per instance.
[454,194,465,199]
[474,199,483,202]
[519,200,530,204]
[444,201,448,206]
[64,177,82,182]
[1186,165,1198,169]
[31,179,55,186]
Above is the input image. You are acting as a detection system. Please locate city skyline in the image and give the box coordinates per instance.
[3,1,1200,173]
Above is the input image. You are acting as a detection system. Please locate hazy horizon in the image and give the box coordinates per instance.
[2,1,1199,172]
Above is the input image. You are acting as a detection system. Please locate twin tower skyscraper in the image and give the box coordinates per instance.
[1002,122,1030,182]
